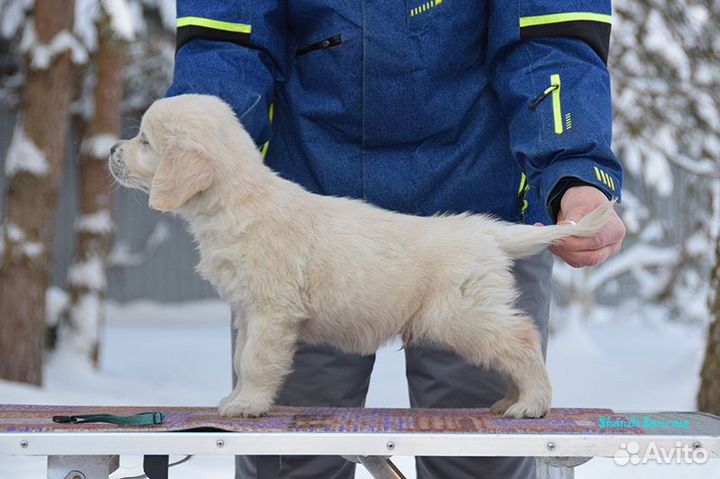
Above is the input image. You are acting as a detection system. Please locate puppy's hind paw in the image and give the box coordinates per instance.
[218,392,236,411]
[502,401,549,419]
[219,400,270,418]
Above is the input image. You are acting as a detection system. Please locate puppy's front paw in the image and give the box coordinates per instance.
[218,392,272,418]
[489,396,516,415]
[502,401,549,419]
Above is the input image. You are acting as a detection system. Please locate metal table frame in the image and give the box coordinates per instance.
[3,427,719,479]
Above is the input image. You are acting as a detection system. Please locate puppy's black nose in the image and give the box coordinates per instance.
[110,143,120,155]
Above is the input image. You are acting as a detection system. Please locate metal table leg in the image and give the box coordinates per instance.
[47,455,119,479]
[343,455,406,479]
[536,457,592,479]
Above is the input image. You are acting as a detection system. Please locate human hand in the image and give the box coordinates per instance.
[548,185,626,268]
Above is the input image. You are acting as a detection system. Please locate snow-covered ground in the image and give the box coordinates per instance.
[0,300,714,478]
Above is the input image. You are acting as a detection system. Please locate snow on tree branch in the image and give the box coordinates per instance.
[0,0,32,38]
[665,155,719,179]
[109,221,170,268]
[554,244,681,293]
[68,255,107,290]
[45,287,69,328]
[4,124,49,178]
[81,134,118,159]
[58,292,102,358]
[0,222,46,266]
[75,210,115,235]
[20,24,88,69]
[75,0,140,50]
[553,1,720,325]
[102,0,137,40]
[141,0,176,31]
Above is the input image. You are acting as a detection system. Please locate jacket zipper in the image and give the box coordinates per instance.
[550,73,563,135]
[528,74,565,135]
[296,34,342,56]
[518,172,530,222]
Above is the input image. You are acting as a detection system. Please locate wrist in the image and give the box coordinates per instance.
[548,179,598,222]
[557,185,612,223]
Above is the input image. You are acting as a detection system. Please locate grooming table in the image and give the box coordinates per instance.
[1,405,718,479]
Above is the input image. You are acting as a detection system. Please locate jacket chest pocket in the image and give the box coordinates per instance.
[296,34,343,57]
[406,0,487,42]
[406,0,447,33]
[405,0,488,68]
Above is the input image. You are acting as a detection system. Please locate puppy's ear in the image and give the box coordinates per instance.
[149,141,213,212]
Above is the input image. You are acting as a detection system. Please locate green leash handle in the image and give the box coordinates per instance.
[52,412,165,426]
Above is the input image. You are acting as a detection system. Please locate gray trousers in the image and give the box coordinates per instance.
[234,251,553,479]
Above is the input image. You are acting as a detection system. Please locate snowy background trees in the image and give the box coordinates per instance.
[0,0,78,385]
[0,0,176,372]
[0,0,719,477]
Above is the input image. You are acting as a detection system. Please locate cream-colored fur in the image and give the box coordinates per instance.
[109,94,614,419]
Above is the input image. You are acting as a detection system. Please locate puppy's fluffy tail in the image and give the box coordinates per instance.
[497,200,616,259]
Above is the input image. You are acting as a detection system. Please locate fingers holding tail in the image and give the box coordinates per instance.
[498,200,616,258]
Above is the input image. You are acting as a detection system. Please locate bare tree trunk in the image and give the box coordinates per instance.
[0,0,77,385]
[60,17,125,365]
[698,235,720,415]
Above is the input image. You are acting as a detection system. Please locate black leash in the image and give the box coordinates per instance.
[52,412,165,426]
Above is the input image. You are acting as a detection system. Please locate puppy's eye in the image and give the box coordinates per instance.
[141,137,150,147]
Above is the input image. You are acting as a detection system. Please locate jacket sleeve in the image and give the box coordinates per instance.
[488,1,623,223]
[166,1,287,148]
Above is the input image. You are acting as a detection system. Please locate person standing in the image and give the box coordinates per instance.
[168,1,626,477]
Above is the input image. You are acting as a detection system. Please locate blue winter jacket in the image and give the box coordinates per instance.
[168,1,622,224]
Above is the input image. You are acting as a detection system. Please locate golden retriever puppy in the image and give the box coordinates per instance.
[109,94,614,419]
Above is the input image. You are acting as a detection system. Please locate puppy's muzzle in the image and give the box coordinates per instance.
[108,148,131,185]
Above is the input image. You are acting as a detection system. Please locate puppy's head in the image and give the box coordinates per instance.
[109,94,243,212]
